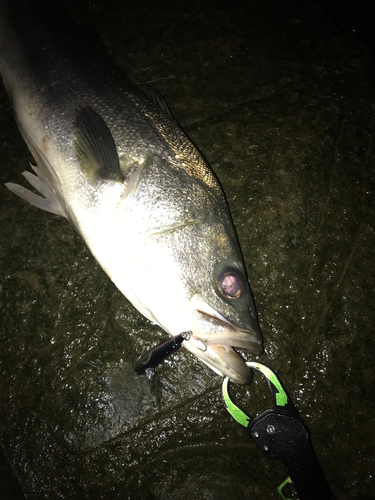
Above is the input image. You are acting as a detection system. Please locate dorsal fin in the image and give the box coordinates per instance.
[73,105,123,184]
[147,86,175,120]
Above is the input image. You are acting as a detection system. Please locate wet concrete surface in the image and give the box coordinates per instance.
[0,0,374,498]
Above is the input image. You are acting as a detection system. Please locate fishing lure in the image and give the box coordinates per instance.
[134,331,191,379]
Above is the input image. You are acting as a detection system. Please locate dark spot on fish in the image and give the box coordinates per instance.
[42,135,49,153]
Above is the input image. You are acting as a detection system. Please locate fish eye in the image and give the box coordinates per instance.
[217,268,244,300]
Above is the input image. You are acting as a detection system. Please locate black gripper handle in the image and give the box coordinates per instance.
[250,410,335,500]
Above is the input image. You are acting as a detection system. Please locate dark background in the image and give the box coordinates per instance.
[1,0,374,498]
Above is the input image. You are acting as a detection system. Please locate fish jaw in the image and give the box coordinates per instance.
[191,309,263,354]
[181,302,262,385]
[184,341,253,385]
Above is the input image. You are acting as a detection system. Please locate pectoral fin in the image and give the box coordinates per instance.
[73,104,123,184]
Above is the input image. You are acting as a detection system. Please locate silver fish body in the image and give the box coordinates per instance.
[0,0,263,383]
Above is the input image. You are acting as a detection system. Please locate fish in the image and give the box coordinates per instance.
[0,0,263,384]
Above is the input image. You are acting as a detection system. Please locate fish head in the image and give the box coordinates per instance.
[112,153,263,384]
[123,213,262,385]
[177,219,263,385]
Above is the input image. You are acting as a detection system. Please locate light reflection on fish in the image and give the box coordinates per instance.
[0,0,263,384]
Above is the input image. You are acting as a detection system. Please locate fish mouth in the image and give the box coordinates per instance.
[186,309,263,385]
[192,309,263,354]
